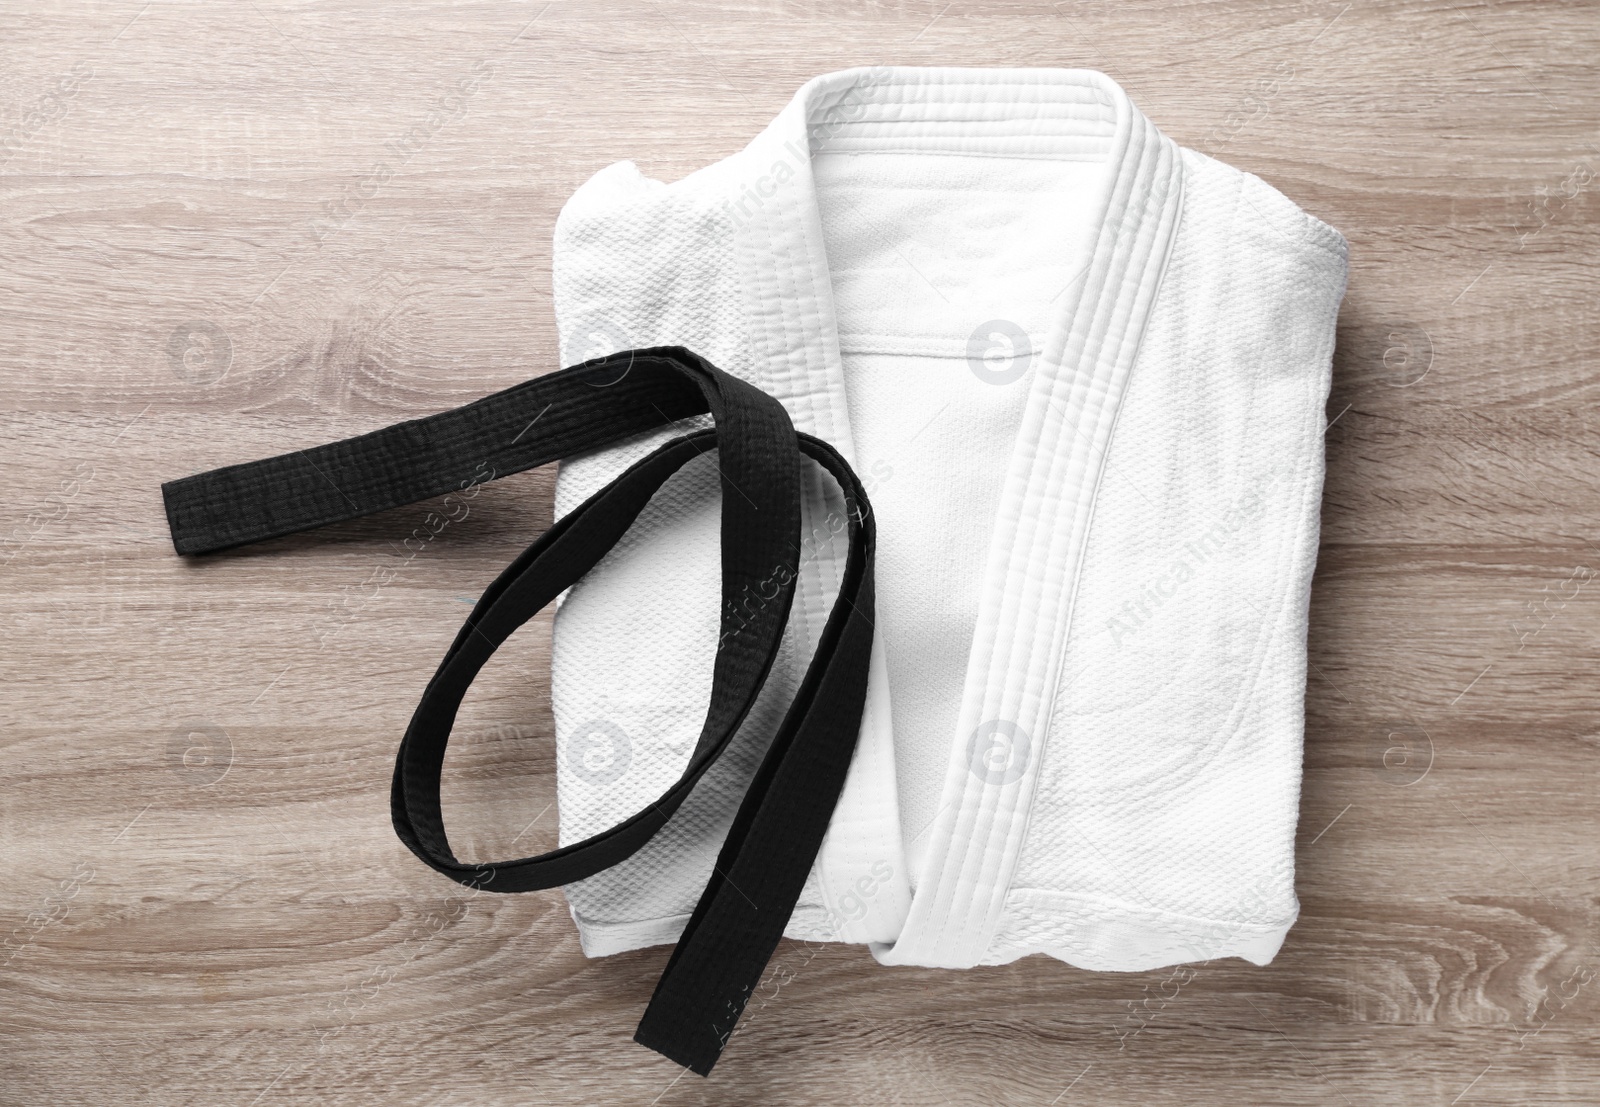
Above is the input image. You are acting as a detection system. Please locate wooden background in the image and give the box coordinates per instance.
[3,1,1597,1103]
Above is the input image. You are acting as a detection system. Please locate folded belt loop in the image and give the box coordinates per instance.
[160,347,876,1076]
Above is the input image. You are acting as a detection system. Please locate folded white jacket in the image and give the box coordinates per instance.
[548,66,1347,972]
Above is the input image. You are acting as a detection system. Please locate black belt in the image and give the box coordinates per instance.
[161,347,876,1075]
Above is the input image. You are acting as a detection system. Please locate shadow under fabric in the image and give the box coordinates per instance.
[159,347,877,1076]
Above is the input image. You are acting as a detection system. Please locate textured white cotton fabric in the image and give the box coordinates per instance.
[546,67,1348,972]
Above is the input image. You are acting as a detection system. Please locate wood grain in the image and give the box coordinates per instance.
[3,1,1597,1103]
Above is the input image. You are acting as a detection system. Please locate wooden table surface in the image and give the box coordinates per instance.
[4,2,1597,1104]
